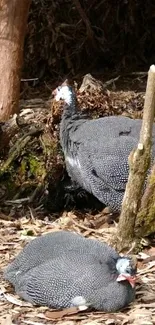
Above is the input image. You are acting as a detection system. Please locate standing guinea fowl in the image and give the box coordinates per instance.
[4,231,137,311]
[53,85,155,212]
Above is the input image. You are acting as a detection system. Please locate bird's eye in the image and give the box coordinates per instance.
[57,86,61,91]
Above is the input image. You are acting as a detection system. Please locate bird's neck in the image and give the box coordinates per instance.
[63,93,77,115]
[60,100,79,154]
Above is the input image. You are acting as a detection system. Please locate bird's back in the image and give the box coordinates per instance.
[4,231,119,285]
[62,115,155,211]
[4,230,135,312]
[69,116,142,143]
[13,251,134,311]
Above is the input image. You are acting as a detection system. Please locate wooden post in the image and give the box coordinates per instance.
[0,0,31,121]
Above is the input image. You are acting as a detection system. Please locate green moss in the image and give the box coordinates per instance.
[136,193,155,236]
[28,154,46,179]
[21,229,35,236]
[149,174,155,185]
[0,133,61,208]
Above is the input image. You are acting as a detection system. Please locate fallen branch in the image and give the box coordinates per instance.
[113,65,155,251]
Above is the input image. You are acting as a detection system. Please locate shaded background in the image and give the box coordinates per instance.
[23,0,155,82]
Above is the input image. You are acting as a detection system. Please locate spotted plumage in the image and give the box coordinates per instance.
[4,231,136,311]
[54,85,155,211]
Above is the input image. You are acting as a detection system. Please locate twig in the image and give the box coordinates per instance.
[71,217,106,236]
[128,72,147,76]
[5,198,30,205]
[21,78,39,82]
[102,76,120,88]
[29,183,44,203]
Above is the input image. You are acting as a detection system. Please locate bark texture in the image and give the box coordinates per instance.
[113,65,155,252]
[0,0,31,121]
[135,162,155,237]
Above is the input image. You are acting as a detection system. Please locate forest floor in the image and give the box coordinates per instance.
[0,72,155,325]
[1,214,155,325]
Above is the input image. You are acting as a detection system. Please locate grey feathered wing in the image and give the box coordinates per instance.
[68,135,138,210]
[83,136,137,190]
[13,252,133,312]
[4,231,119,286]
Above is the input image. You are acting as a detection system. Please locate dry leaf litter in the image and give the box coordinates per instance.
[1,212,155,325]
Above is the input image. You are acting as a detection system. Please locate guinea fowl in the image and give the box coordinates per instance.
[4,231,136,312]
[54,85,155,212]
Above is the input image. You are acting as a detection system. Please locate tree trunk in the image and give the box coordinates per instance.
[0,0,31,121]
[112,65,155,252]
[135,162,155,237]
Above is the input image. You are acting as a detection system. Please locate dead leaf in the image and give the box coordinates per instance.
[147,247,155,256]
[143,256,155,264]
[45,306,87,320]
[56,322,75,325]
[138,252,150,260]
[0,245,10,250]
[4,293,32,307]
[105,319,116,325]
[23,321,47,325]
[1,315,13,325]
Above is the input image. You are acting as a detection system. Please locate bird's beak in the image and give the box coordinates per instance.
[52,89,57,97]
[116,274,136,288]
[52,89,60,102]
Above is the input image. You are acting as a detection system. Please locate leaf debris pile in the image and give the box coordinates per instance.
[0,78,146,217]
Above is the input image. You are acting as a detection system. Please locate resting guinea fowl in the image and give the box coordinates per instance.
[53,85,155,212]
[4,231,136,311]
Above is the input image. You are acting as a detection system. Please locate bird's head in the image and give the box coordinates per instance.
[53,85,74,105]
[116,257,137,288]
